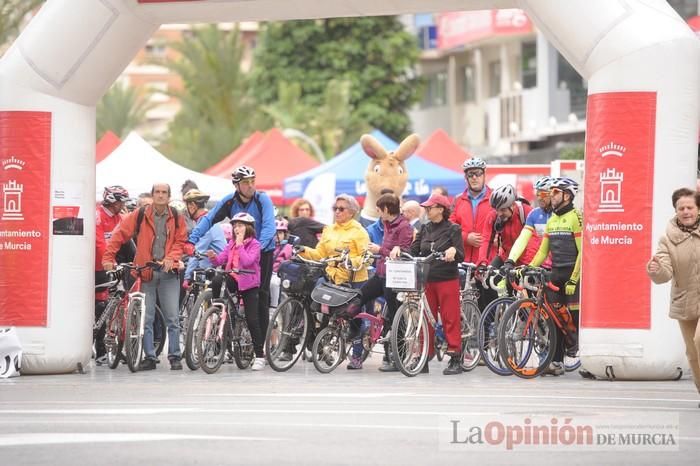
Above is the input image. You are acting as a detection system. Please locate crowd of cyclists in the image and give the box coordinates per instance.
[94,156,582,377]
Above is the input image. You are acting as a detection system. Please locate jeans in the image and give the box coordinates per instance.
[142,270,181,361]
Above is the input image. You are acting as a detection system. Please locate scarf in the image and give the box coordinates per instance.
[676,216,700,233]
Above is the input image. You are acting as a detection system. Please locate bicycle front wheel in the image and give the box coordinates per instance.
[233,317,255,369]
[197,306,228,374]
[265,297,309,372]
[153,304,166,357]
[460,299,481,372]
[478,297,515,376]
[498,299,556,379]
[185,289,212,371]
[105,303,125,370]
[391,302,429,377]
[311,326,346,374]
[125,299,144,373]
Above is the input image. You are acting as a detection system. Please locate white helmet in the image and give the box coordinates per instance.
[462,157,486,172]
[232,165,256,183]
[231,212,256,225]
[490,184,516,210]
[551,177,579,198]
[534,176,555,192]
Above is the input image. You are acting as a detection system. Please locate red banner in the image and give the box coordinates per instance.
[0,112,51,326]
[437,9,532,50]
[582,93,656,329]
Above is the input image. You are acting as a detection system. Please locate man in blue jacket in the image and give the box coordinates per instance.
[185,166,276,356]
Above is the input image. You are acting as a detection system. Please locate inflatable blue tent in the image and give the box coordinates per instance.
[283,130,465,200]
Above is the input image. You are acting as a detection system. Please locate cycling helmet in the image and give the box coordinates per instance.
[462,157,487,172]
[550,177,579,198]
[183,189,210,204]
[533,176,555,192]
[275,218,288,231]
[103,185,129,205]
[221,223,233,241]
[231,212,255,225]
[231,165,256,183]
[489,184,517,210]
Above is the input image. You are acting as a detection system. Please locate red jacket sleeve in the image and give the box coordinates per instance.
[476,210,496,265]
[103,210,138,264]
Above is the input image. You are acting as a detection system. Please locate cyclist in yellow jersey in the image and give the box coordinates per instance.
[528,177,582,376]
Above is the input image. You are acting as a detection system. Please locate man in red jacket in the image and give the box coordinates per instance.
[449,157,493,310]
[103,183,188,371]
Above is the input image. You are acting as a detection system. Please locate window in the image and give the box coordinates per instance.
[144,41,167,59]
[460,65,476,102]
[521,41,537,89]
[420,72,448,108]
[489,61,501,97]
[557,52,587,118]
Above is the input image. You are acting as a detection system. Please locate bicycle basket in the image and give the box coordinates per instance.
[278,260,325,295]
[385,259,430,291]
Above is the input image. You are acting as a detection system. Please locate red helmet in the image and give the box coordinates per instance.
[103,185,129,205]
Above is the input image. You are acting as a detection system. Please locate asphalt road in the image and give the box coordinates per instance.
[1,354,698,465]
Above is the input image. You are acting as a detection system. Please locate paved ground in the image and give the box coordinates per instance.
[1,354,698,466]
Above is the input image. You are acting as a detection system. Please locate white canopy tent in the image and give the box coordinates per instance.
[95,132,233,201]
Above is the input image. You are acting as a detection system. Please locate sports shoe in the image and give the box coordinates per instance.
[95,355,108,366]
[443,355,463,375]
[347,356,363,370]
[543,361,564,376]
[378,360,398,372]
[251,357,265,371]
[278,351,293,362]
[169,359,182,370]
[138,358,156,371]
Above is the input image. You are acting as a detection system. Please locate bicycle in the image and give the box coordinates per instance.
[98,265,166,370]
[309,250,376,374]
[264,248,352,372]
[181,252,218,371]
[456,262,481,372]
[497,267,579,379]
[388,251,469,377]
[195,267,256,374]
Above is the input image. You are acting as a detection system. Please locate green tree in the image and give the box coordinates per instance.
[251,17,422,142]
[160,25,258,171]
[0,0,44,49]
[96,82,153,140]
[560,145,585,160]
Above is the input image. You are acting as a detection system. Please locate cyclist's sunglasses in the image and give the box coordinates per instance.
[333,206,347,212]
[550,188,564,196]
[465,170,484,179]
[536,190,550,199]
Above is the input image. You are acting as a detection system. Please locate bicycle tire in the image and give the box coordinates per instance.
[197,306,228,374]
[311,326,346,374]
[178,290,196,354]
[233,317,255,369]
[460,300,481,372]
[153,304,166,357]
[478,297,515,376]
[125,299,144,373]
[390,302,429,377]
[265,297,309,372]
[106,302,125,370]
[184,289,212,371]
[498,298,556,379]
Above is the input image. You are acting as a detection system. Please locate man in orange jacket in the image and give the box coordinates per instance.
[102,183,187,371]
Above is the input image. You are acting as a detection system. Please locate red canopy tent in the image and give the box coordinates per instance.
[95,131,121,163]
[416,128,470,172]
[204,131,264,176]
[206,128,319,204]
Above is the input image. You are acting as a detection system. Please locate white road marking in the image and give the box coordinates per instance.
[0,433,286,447]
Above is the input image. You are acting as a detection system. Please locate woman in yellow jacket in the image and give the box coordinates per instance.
[299,193,369,285]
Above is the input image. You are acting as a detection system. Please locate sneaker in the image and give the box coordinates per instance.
[543,361,564,376]
[95,355,108,366]
[138,359,156,371]
[251,357,265,371]
[443,355,463,375]
[565,345,579,359]
[347,356,363,370]
[169,359,183,370]
[278,351,293,362]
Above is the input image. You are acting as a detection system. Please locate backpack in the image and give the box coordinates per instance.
[211,192,264,225]
[133,205,179,240]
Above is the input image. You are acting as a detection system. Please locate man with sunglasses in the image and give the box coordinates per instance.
[450,157,493,310]
[185,165,276,360]
[527,177,582,376]
[503,176,555,271]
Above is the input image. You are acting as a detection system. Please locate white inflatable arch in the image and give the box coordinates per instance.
[0,0,697,378]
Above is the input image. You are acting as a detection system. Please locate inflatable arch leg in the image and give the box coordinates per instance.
[0,0,697,378]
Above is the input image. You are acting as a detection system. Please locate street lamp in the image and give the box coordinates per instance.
[282,128,326,164]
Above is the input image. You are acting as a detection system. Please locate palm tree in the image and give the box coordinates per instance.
[0,0,44,51]
[96,82,153,140]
